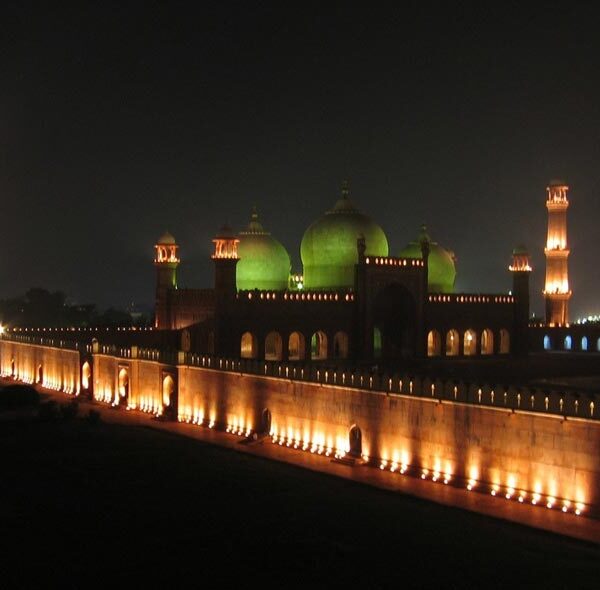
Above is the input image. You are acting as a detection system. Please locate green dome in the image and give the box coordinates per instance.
[157,230,176,245]
[398,225,456,293]
[236,208,291,291]
[301,183,389,289]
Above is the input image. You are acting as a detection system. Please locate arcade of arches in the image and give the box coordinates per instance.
[242,326,513,360]
[427,328,511,357]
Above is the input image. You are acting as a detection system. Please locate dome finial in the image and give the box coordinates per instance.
[418,223,431,244]
[341,179,350,199]
[243,205,266,234]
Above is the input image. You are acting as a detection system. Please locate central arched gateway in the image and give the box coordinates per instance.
[372,284,416,359]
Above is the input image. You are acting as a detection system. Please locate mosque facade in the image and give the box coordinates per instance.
[154,182,529,363]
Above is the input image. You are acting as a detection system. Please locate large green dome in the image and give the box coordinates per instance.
[236,208,291,291]
[301,183,389,289]
[398,225,456,293]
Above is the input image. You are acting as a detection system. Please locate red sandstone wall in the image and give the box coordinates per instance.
[0,340,80,394]
[178,366,600,512]
[94,354,169,413]
[2,336,598,516]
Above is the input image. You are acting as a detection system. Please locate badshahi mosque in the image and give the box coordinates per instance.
[154,181,526,362]
[3,178,600,524]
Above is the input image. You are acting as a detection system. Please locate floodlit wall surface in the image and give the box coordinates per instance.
[0,339,80,394]
[178,366,600,513]
[94,354,169,414]
[2,336,599,517]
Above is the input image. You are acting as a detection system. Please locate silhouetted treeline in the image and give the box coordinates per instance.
[0,288,151,327]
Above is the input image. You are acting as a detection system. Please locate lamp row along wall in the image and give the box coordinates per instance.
[1,337,599,518]
[0,340,80,394]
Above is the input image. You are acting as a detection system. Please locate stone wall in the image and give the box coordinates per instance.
[0,339,80,394]
[2,335,599,517]
[178,365,600,514]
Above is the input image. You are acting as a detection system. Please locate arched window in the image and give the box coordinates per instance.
[311,331,328,360]
[499,329,510,354]
[288,332,305,361]
[37,364,44,384]
[564,335,572,350]
[427,330,441,356]
[162,374,175,407]
[481,329,494,355]
[240,332,257,359]
[333,331,349,359]
[265,331,283,361]
[543,335,552,350]
[81,361,91,390]
[581,336,588,351]
[373,326,382,358]
[445,330,459,356]
[464,329,477,356]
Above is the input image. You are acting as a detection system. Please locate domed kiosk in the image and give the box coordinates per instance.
[301,182,389,289]
[398,225,456,293]
[236,208,291,291]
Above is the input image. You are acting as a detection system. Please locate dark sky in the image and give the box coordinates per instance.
[2,2,600,318]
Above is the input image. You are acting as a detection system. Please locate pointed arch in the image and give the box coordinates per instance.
[348,424,362,457]
[481,329,494,355]
[81,361,92,390]
[464,329,477,356]
[240,332,258,359]
[118,367,129,399]
[162,374,175,408]
[427,330,441,356]
[445,330,459,356]
[265,331,283,361]
[288,332,306,361]
[311,331,328,360]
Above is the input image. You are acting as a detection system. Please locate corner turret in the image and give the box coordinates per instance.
[154,231,180,328]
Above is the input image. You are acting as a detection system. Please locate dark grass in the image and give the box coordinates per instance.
[0,415,598,588]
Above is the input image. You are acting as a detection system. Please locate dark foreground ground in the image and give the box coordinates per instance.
[1,410,599,589]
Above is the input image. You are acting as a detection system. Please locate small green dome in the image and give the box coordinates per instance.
[398,225,456,293]
[512,244,529,256]
[301,182,389,289]
[157,230,176,245]
[236,208,291,291]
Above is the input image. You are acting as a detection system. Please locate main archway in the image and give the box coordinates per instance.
[372,284,416,360]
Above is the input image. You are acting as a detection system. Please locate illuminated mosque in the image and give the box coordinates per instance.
[3,178,600,522]
[153,181,531,362]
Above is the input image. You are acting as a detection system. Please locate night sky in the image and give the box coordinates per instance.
[3,3,600,318]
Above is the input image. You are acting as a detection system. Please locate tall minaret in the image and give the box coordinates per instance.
[154,231,180,328]
[543,180,571,325]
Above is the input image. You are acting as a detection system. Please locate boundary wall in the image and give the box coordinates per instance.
[1,336,599,519]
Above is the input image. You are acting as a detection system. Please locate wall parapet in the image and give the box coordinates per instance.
[428,293,514,304]
[179,352,599,422]
[2,333,597,422]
